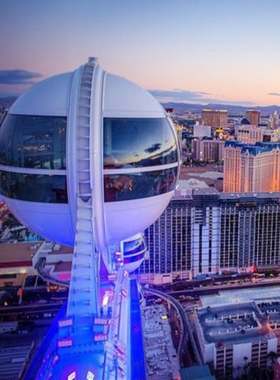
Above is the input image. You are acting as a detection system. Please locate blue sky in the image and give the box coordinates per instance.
[1,0,280,105]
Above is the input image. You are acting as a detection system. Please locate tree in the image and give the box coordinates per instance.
[267,351,278,368]
[234,365,242,379]
[242,356,250,378]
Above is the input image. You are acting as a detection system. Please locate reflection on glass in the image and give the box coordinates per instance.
[0,115,66,169]
[104,118,177,169]
[104,168,177,202]
[124,238,146,256]
[124,253,145,264]
[0,171,68,203]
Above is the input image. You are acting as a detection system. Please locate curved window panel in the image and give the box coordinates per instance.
[104,118,177,169]
[104,167,177,202]
[0,114,66,169]
[124,239,146,256]
[124,253,145,264]
[0,171,68,203]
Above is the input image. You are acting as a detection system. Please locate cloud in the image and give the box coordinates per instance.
[149,89,212,102]
[0,70,42,85]
[149,88,255,106]
[145,143,162,154]
[268,92,280,97]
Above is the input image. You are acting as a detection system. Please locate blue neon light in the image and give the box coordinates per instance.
[130,279,147,380]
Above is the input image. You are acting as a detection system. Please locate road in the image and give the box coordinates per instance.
[0,301,63,323]
[165,278,280,299]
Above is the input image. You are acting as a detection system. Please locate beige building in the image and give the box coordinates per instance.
[237,125,263,144]
[263,128,278,142]
[0,241,74,287]
[0,242,43,287]
[201,109,228,128]
[223,142,280,192]
[268,111,279,130]
[245,110,261,126]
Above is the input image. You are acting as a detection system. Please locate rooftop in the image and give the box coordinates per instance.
[196,302,271,346]
[52,261,72,273]
[240,117,251,125]
[202,109,227,113]
[190,171,224,180]
[180,365,215,380]
[142,304,180,380]
[47,244,73,254]
[193,187,220,196]
[225,141,280,155]
[200,285,280,307]
[220,191,280,203]
[0,340,34,380]
[0,242,42,264]
[173,179,209,199]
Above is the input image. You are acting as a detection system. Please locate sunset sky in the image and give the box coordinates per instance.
[1,0,280,106]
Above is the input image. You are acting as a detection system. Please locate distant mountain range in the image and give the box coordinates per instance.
[1,95,280,116]
[161,102,280,115]
[0,96,17,108]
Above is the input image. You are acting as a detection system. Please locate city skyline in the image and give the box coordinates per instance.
[1,0,280,106]
[3,2,280,379]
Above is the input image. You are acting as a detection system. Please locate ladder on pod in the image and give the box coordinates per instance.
[67,62,99,322]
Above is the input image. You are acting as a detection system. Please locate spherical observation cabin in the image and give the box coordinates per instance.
[0,59,180,255]
[121,233,147,273]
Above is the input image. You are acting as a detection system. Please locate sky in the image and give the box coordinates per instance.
[1,0,280,106]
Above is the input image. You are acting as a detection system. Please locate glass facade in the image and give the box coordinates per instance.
[104,167,177,202]
[104,118,177,169]
[135,200,192,277]
[0,114,66,169]
[0,171,68,203]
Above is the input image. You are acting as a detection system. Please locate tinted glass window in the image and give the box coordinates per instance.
[104,167,177,202]
[124,240,146,256]
[0,171,68,203]
[0,114,66,169]
[124,253,145,264]
[104,118,177,169]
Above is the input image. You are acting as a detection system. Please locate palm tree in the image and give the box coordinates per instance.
[267,350,278,368]
[243,356,249,377]
[234,365,242,379]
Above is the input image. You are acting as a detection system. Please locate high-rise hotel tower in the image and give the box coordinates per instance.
[223,141,280,193]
